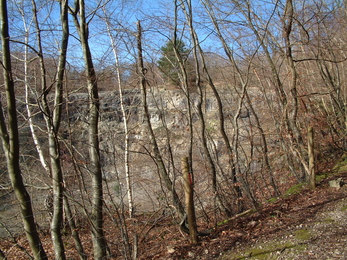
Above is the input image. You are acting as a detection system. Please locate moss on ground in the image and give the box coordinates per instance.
[220,241,307,260]
[284,183,306,196]
[315,173,329,183]
[218,155,347,260]
[332,153,347,173]
[294,229,311,241]
[217,219,229,226]
[267,197,278,203]
[323,216,335,224]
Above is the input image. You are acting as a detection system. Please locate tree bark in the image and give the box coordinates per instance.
[71,0,108,258]
[181,157,198,244]
[0,248,6,260]
[30,0,69,258]
[180,0,233,215]
[173,1,195,178]
[104,17,134,217]
[283,0,306,181]
[203,0,261,211]
[137,20,185,219]
[63,195,87,260]
[308,127,315,189]
[0,1,47,259]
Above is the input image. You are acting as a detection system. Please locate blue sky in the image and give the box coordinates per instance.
[7,0,229,68]
[9,0,339,70]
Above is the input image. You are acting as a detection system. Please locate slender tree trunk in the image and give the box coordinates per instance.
[72,1,108,258]
[181,157,198,244]
[31,0,68,258]
[0,1,47,259]
[0,248,6,260]
[63,196,87,260]
[104,17,134,217]
[283,0,306,181]
[283,0,299,141]
[232,0,298,182]
[203,0,262,211]
[180,0,232,215]
[23,25,51,177]
[137,21,185,219]
[51,1,69,258]
[238,0,304,180]
[244,92,279,196]
[308,127,315,189]
[172,0,194,177]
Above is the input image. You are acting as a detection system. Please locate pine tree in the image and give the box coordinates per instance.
[157,39,190,84]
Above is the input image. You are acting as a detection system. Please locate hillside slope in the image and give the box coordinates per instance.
[218,175,347,260]
[160,172,347,260]
[1,167,346,259]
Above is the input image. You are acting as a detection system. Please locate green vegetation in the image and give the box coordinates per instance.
[157,39,190,84]
[332,153,347,173]
[217,219,229,226]
[221,241,306,260]
[323,217,335,223]
[267,197,278,203]
[284,183,306,196]
[294,229,311,241]
[315,173,329,183]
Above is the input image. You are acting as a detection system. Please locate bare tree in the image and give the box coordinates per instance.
[137,20,186,219]
[28,0,69,258]
[103,12,134,217]
[282,0,307,181]
[201,0,260,209]
[179,0,234,215]
[0,0,47,259]
[70,0,109,258]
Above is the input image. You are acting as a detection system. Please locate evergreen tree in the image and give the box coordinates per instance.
[157,39,190,84]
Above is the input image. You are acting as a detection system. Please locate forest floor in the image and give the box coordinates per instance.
[1,172,347,259]
[140,172,347,260]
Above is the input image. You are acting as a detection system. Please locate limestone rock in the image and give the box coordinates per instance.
[329,178,344,189]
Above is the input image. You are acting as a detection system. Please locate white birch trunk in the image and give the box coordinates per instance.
[23,29,51,177]
[104,20,134,217]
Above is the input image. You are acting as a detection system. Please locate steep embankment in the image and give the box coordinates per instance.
[153,157,347,260]
[1,160,346,259]
[218,175,347,260]
[154,171,347,260]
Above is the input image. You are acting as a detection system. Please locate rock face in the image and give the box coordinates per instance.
[12,86,255,213]
[62,88,225,210]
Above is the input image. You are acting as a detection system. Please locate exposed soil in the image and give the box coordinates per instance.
[1,172,346,259]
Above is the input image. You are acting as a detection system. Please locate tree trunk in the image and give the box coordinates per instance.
[181,157,198,244]
[0,248,6,260]
[173,1,194,177]
[180,0,232,215]
[137,20,185,219]
[31,0,68,258]
[0,1,47,259]
[63,195,87,260]
[203,1,261,211]
[283,0,306,181]
[308,127,316,189]
[104,17,134,217]
[72,0,108,258]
